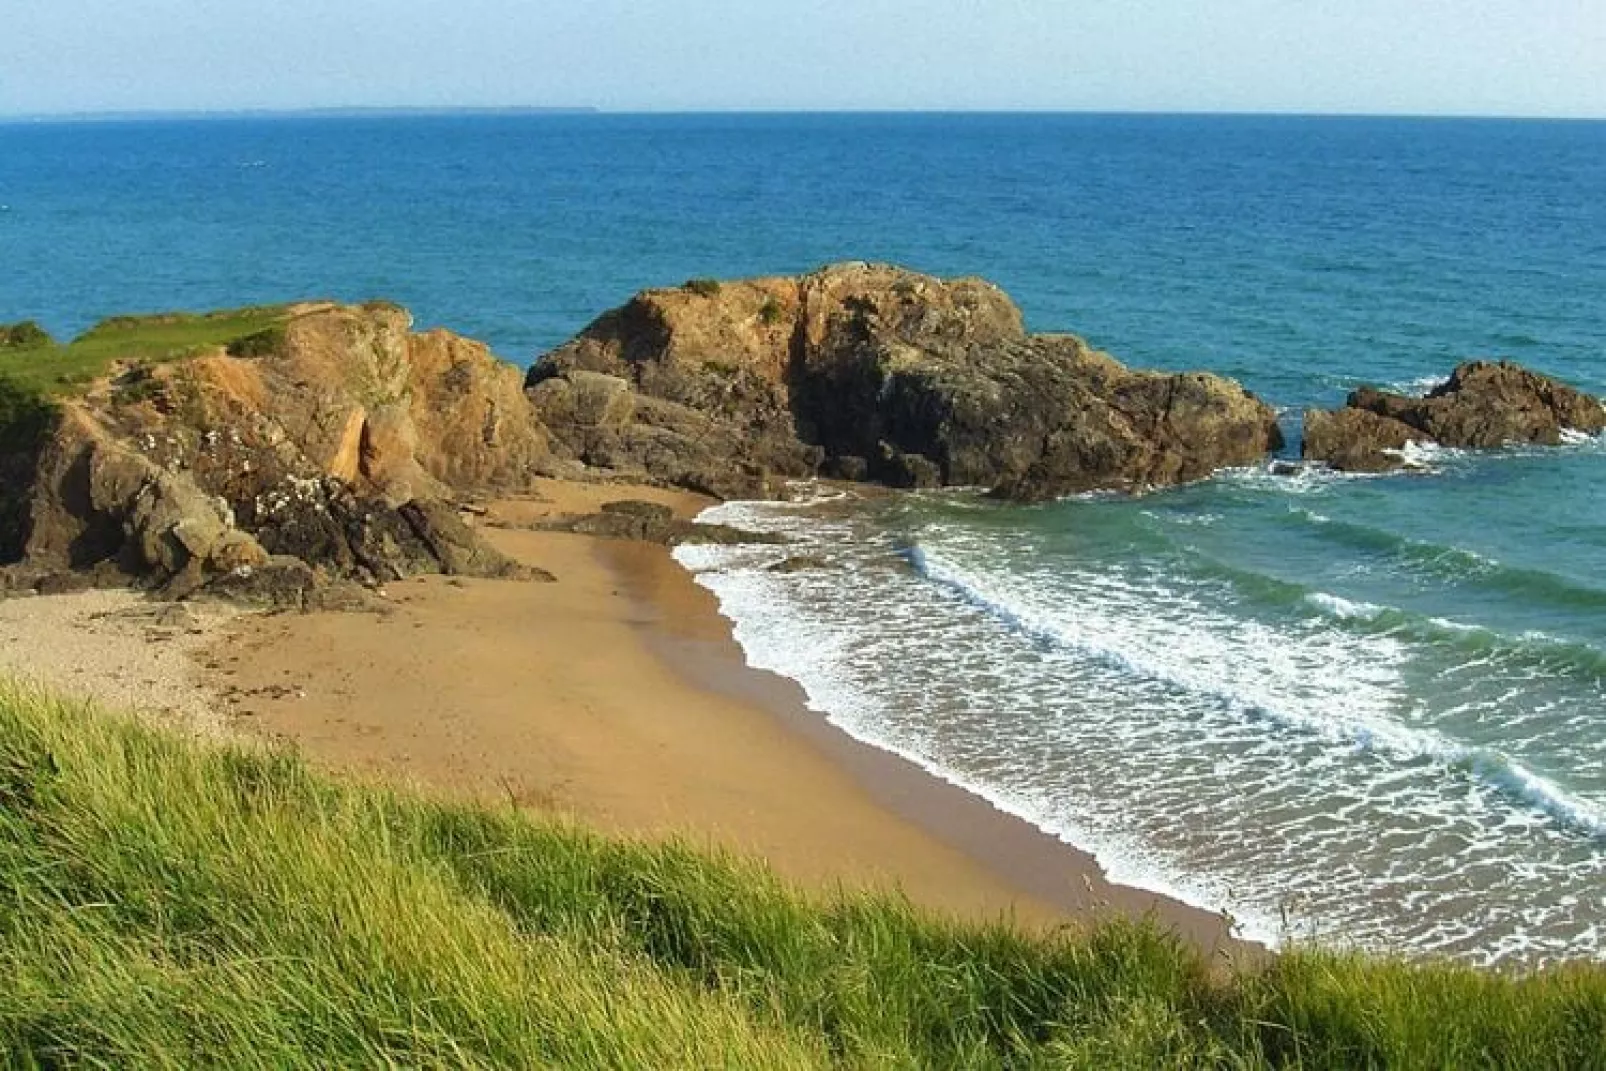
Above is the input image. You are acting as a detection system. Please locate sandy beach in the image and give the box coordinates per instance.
[178,479,1236,950]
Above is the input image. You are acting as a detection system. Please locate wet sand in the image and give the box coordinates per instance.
[200,481,1241,952]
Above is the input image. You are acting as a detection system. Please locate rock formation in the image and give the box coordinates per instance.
[529,263,1284,501]
[2,267,1299,601]
[7,303,548,601]
[1303,360,1605,472]
[537,499,785,547]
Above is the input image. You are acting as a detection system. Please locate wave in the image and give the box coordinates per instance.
[1286,509,1606,610]
[1130,534,1606,685]
[1383,374,1448,397]
[680,537,1290,949]
[1299,591,1606,682]
[1212,462,1388,495]
[903,544,1606,841]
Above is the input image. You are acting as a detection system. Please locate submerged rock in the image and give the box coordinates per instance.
[1303,360,1605,472]
[545,499,783,547]
[529,263,1284,501]
[767,555,832,573]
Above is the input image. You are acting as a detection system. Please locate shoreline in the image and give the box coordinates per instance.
[602,535,1247,953]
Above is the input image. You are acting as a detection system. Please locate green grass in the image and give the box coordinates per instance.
[0,306,294,398]
[1,680,1603,1069]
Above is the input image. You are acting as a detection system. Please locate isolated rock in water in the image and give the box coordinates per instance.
[1303,360,1605,472]
[1301,407,1431,473]
[529,263,1283,500]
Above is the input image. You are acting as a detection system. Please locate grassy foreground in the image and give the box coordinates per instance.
[1,682,1603,1069]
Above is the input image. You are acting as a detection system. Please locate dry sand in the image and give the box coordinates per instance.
[0,589,236,736]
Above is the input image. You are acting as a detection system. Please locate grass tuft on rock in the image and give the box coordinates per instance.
[1,679,1603,1069]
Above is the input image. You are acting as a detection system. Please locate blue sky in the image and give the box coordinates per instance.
[4,1,1603,117]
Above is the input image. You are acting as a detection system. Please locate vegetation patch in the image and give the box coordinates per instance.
[0,304,295,398]
[684,277,723,298]
[0,322,52,351]
[225,324,288,359]
[0,678,1602,1068]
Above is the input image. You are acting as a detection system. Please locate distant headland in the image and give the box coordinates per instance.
[0,105,600,124]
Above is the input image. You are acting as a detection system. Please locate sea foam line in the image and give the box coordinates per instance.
[672,531,1287,949]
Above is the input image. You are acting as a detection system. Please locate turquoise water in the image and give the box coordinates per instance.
[4,113,1604,963]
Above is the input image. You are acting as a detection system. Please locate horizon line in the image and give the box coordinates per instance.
[3,104,1605,125]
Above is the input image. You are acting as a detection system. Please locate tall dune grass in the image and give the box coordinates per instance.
[1,679,1602,1068]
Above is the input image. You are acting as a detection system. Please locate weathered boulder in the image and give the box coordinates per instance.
[530,263,1283,500]
[398,498,549,581]
[202,555,382,613]
[0,380,61,562]
[1303,361,1604,472]
[252,476,439,582]
[96,302,553,515]
[20,407,271,592]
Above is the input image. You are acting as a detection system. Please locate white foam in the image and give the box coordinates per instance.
[676,496,1606,965]
[1385,439,1463,470]
[1216,461,1384,494]
[679,551,1288,949]
[919,546,1606,838]
[1305,591,1385,621]
[1559,427,1606,448]
[1384,374,1447,397]
[911,544,1416,750]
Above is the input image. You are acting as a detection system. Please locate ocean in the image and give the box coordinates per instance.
[3,112,1603,965]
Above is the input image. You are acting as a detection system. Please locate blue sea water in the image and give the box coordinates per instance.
[4,113,1604,964]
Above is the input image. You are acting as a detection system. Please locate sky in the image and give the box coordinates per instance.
[3,0,1603,119]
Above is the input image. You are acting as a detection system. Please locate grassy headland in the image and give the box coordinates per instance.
[1,679,1603,1069]
[0,307,292,398]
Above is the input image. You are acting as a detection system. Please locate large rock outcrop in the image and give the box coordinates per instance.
[1303,361,1605,472]
[9,303,549,599]
[529,263,1283,500]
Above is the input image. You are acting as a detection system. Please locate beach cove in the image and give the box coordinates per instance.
[0,475,1241,951]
